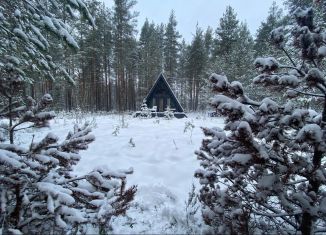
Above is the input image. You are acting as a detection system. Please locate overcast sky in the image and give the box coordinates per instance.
[103,0,286,42]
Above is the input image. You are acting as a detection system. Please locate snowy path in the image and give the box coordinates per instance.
[18,113,223,233]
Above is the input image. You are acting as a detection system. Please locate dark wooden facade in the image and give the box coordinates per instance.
[145,73,184,112]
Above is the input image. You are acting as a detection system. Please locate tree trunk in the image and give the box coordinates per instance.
[8,96,14,144]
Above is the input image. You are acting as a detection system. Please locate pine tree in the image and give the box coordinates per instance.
[0,0,94,83]
[254,1,285,58]
[0,0,94,142]
[284,0,326,33]
[163,10,181,84]
[138,19,150,101]
[198,27,215,111]
[177,40,190,109]
[187,26,206,111]
[196,5,326,235]
[204,26,214,60]
[138,20,164,105]
[214,6,239,59]
[112,0,138,111]
[0,116,136,234]
[213,6,254,84]
[77,1,113,112]
[0,1,136,233]
[234,23,254,83]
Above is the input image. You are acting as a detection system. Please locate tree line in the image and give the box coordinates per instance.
[17,0,323,112]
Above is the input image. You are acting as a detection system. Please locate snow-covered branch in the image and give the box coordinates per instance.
[196,5,326,235]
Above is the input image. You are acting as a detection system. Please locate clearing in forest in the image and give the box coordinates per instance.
[16,113,223,233]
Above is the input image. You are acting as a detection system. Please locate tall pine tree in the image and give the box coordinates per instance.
[187,26,206,111]
[213,6,254,84]
[254,1,285,58]
[163,10,181,85]
[112,0,138,111]
[138,20,164,106]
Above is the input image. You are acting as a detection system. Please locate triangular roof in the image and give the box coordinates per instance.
[145,73,184,112]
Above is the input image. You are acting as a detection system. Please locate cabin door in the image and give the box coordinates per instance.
[159,98,164,112]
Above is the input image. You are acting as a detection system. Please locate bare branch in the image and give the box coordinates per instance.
[287,88,324,97]
[279,65,305,77]
[252,209,302,218]
[281,48,297,69]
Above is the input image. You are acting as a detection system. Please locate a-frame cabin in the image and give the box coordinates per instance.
[136,73,186,118]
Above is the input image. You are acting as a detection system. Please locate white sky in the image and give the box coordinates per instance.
[102,0,286,42]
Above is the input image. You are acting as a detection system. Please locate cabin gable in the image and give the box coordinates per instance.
[145,73,184,113]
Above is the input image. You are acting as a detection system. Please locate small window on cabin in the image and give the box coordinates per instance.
[152,98,156,107]
[167,98,170,107]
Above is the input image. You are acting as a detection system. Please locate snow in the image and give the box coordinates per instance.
[7,229,23,235]
[34,111,56,120]
[60,205,87,223]
[43,16,57,33]
[30,37,46,50]
[6,56,20,65]
[1,190,6,213]
[254,57,279,72]
[13,113,222,233]
[306,68,324,85]
[37,182,75,205]
[226,153,252,165]
[236,121,252,139]
[33,154,59,164]
[56,214,67,228]
[0,149,24,168]
[270,27,284,46]
[258,174,277,190]
[47,194,55,213]
[0,144,27,154]
[279,75,300,87]
[13,28,29,42]
[319,198,326,214]
[294,7,312,20]
[210,73,228,89]
[296,124,322,143]
[318,46,326,57]
[14,9,21,18]
[259,98,279,113]
[68,0,79,8]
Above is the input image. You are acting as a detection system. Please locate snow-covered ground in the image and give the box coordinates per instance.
[15,112,224,234]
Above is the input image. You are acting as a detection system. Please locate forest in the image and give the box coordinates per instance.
[2,0,326,234]
[0,0,305,113]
